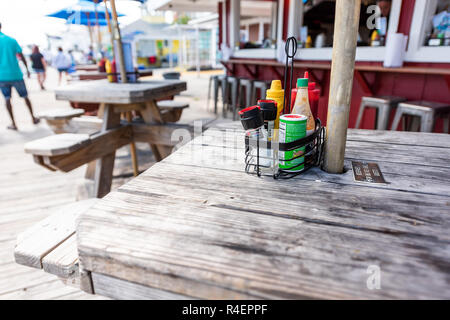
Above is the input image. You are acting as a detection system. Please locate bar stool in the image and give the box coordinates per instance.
[222,76,240,120]
[355,96,406,130]
[390,101,450,133]
[251,80,271,105]
[238,78,253,109]
[207,74,226,114]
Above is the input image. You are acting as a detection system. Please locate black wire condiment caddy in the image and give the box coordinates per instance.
[241,37,326,179]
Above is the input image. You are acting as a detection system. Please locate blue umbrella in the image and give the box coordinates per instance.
[46,0,124,23]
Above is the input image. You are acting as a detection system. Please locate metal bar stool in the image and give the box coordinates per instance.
[238,78,253,109]
[207,74,226,114]
[222,76,240,120]
[390,101,450,133]
[355,96,406,130]
[251,80,271,105]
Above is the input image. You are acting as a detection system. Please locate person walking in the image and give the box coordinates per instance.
[0,22,39,130]
[52,47,72,85]
[30,45,47,90]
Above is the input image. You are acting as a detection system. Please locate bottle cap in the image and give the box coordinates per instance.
[257,100,278,121]
[239,105,264,130]
[266,80,284,98]
[304,71,309,79]
[297,78,308,88]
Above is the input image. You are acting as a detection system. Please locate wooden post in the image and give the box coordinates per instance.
[102,0,115,61]
[125,111,139,177]
[109,0,127,83]
[323,0,361,173]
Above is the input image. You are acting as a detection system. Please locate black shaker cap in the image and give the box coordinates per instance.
[239,105,264,130]
[257,100,278,121]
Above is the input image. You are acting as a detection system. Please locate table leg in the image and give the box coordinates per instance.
[93,104,121,198]
[141,100,175,162]
[85,161,96,180]
[125,112,139,176]
[150,144,162,162]
[94,152,116,198]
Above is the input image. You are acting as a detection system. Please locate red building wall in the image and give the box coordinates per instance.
[221,0,450,133]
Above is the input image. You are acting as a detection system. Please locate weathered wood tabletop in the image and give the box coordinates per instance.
[76,122,450,299]
[55,79,186,104]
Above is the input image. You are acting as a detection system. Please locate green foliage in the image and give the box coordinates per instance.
[174,15,190,25]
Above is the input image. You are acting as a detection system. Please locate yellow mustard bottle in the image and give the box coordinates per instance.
[265,80,284,129]
[291,78,315,135]
[105,59,113,83]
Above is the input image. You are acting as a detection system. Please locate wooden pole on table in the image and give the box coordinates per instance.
[109,0,127,84]
[108,0,138,176]
[323,0,361,174]
[102,0,115,60]
[94,1,102,45]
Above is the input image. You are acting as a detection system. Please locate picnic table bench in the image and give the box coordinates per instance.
[25,80,191,198]
[16,122,450,299]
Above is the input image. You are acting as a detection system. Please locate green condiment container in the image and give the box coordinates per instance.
[279,114,307,172]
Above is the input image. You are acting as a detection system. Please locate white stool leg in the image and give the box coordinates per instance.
[246,83,252,107]
[410,116,421,132]
[377,104,391,130]
[207,76,213,111]
[213,77,219,115]
[355,101,367,129]
[420,111,434,133]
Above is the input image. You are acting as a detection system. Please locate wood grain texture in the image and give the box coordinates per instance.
[76,126,450,299]
[42,234,79,278]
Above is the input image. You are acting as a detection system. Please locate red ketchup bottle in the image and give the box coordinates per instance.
[308,82,320,119]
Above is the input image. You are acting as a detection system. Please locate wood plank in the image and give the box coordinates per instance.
[347,129,450,148]
[14,199,97,269]
[42,234,79,279]
[92,273,194,300]
[165,144,450,197]
[24,134,91,157]
[43,126,133,172]
[38,109,84,120]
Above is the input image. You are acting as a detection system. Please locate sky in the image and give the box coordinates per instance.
[0,0,143,49]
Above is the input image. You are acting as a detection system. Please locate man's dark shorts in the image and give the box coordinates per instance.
[0,80,28,99]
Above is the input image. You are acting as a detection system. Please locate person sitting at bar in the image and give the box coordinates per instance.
[377,0,392,18]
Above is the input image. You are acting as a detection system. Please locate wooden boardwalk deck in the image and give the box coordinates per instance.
[0,130,160,299]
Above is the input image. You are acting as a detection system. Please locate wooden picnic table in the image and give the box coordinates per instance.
[72,122,450,299]
[27,80,188,198]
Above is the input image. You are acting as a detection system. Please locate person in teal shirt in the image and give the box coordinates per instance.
[0,22,39,130]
